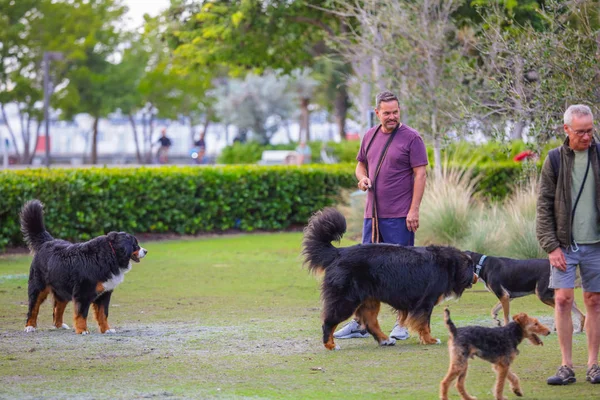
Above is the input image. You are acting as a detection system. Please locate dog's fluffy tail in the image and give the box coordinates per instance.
[20,200,53,252]
[444,308,458,338]
[302,207,345,273]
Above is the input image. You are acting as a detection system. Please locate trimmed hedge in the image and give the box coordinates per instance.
[0,165,356,250]
[0,159,541,251]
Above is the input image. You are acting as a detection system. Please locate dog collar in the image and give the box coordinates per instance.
[475,255,487,277]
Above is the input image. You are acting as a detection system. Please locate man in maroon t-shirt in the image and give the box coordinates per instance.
[334,90,428,342]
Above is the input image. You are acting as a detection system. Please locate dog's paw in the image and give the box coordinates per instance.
[334,344,341,351]
[24,326,36,333]
[79,330,90,335]
[379,338,396,346]
[512,387,523,397]
[53,323,70,330]
[104,329,116,334]
[435,338,442,344]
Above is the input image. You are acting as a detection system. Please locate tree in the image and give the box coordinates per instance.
[289,69,318,143]
[167,0,354,139]
[330,0,468,177]
[128,12,217,163]
[110,36,149,164]
[466,0,600,145]
[211,71,296,144]
[54,0,127,164]
[0,0,45,163]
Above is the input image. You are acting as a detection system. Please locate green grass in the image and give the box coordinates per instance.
[0,234,595,399]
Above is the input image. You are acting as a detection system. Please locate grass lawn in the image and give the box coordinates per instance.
[0,233,595,399]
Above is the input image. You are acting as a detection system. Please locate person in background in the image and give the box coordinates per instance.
[194,132,206,164]
[295,141,312,165]
[155,128,172,164]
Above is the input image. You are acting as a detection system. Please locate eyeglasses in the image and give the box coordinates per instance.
[568,126,596,136]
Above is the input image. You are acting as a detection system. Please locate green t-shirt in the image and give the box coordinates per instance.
[571,149,600,244]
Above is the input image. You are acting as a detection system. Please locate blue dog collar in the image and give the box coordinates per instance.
[475,255,487,277]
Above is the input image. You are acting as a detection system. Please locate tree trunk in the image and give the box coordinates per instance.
[27,120,42,165]
[356,58,372,134]
[373,56,387,91]
[431,110,442,179]
[142,112,152,164]
[201,112,211,143]
[284,121,292,142]
[334,86,348,140]
[148,112,156,162]
[18,108,31,163]
[91,116,99,165]
[300,97,310,142]
[128,113,143,164]
[1,103,21,162]
[189,117,195,147]
[400,74,409,124]
[511,55,525,140]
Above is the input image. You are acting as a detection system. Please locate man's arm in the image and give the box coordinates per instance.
[406,165,426,232]
[536,156,565,269]
[355,161,372,191]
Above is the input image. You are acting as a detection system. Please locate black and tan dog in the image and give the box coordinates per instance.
[466,251,586,332]
[302,208,475,350]
[21,200,147,334]
[440,308,551,400]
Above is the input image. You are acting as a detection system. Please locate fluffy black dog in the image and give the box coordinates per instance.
[21,199,147,334]
[302,207,475,350]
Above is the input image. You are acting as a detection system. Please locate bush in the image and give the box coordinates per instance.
[217,142,296,164]
[341,163,545,257]
[0,164,356,251]
[419,167,479,246]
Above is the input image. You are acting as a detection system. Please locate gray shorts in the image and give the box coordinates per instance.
[549,242,600,292]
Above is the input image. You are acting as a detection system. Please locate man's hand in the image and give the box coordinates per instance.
[549,247,566,271]
[406,208,419,232]
[358,177,372,191]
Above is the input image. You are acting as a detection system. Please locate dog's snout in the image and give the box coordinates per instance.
[139,248,147,258]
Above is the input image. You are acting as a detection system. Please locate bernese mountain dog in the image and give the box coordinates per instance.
[302,208,475,350]
[21,199,147,334]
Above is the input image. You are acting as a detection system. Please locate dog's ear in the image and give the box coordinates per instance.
[513,313,528,326]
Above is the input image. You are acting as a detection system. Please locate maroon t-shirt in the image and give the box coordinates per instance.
[356,124,428,218]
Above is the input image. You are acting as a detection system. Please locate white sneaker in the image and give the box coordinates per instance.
[389,323,410,340]
[333,320,370,339]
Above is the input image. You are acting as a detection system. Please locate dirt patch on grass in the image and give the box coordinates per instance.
[1,321,314,357]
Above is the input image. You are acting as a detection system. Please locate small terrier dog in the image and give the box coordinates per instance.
[440,308,551,400]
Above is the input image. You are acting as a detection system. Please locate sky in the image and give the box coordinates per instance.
[123,0,171,28]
